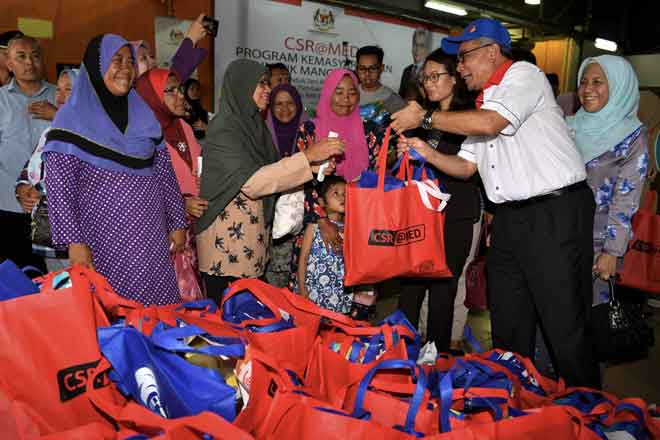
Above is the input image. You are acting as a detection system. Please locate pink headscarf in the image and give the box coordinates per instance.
[314,68,369,181]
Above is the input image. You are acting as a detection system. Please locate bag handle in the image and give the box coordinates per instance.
[149,322,245,358]
[640,190,657,213]
[392,147,435,182]
[351,359,427,436]
[220,279,288,328]
[175,299,218,315]
[411,180,451,212]
[376,127,392,191]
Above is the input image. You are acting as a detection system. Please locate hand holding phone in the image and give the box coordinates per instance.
[317,131,338,182]
[202,16,219,38]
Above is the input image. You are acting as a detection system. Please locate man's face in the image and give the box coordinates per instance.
[7,39,43,82]
[456,39,496,91]
[412,33,428,65]
[356,54,383,91]
[270,68,290,87]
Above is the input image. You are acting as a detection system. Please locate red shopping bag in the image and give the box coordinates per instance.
[85,357,254,440]
[220,278,322,375]
[173,244,204,303]
[0,266,122,436]
[619,190,660,294]
[344,127,452,286]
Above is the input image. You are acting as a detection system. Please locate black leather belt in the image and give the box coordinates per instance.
[499,180,588,209]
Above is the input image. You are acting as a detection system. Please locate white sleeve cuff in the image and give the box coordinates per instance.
[458,148,476,163]
[481,100,521,135]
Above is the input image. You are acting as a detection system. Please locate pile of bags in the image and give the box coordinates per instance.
[0,263,659,439]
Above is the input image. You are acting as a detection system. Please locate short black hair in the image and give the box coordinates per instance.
[267,63,289,72]
[356,46,384,65]
[545,73,559,87]
[319,175,345,200]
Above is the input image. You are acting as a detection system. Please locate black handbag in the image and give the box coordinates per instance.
[589,277,654,363]
[30,195,53,247]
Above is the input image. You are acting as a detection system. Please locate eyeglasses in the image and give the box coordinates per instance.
[418,72,450,85]
[357,65,381,74]
[163,85,184,96]
[457,43,494,65]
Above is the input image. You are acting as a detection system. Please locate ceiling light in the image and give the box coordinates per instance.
[595,38,618,52]
[424,1,468,16]
[525,0,541,5]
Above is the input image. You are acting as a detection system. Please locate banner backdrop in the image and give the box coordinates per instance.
[214,0,448,110]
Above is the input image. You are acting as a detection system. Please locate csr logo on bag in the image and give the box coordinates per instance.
[368,225,425,247]
[57,359,109,402]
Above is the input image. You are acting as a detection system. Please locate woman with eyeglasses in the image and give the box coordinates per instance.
[396,48,481,353]
[136,68,208,297]
[195,60,344,302]
[43,34,188,305]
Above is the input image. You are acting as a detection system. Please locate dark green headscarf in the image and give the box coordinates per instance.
[196,59,279,234]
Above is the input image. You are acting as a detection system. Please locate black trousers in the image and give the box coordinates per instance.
[398,218,474,352]
[0,210,46,273]
[487,185,600,388]
[202,273,237,304]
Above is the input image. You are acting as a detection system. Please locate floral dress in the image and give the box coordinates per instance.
[586,126,649,304]
[305,220,352,314]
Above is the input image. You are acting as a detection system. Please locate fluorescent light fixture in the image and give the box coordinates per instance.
[424,1,468,16]
[595,38,618,52]
[525,0,541,5]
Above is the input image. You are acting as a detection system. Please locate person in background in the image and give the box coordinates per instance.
[0,30,23,87]
[288,68,370,292]
[395,48,481,353]
[355,45,404,113]
[399,28,432,97]
[392,18,600,388]
[0,36,55,272]
[567,55,649,302]
[132,13,210,81]
[15,68,78,272]
[44,34,187,305]
[264,83,309,288]
[136,68,207,292]
[183,77,208,139]
[298,176,350,313]
[195,59,343,303]
[267,63,291,87]
[546,73,560,98]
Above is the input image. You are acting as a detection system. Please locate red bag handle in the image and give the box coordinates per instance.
[641,190,657,213]
[376,127,392,191]
[220,278,289,328]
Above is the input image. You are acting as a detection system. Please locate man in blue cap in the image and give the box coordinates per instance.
[392,18,600,388]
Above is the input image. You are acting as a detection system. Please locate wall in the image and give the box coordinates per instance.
[1,0,215,109]
[532,38,579,94]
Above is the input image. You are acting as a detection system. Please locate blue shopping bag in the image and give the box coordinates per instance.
[97,322,242,422]
[378,310,422,361]
[0,260,40,301]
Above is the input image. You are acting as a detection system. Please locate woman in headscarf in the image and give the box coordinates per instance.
[263,83,309,288]
[15,68,79,272]
[288,68,370,292]
[43,34,188,305]
[195,59,343,303]
[182,78,209,140]
[566,55,649,302]
[136,68,207,294]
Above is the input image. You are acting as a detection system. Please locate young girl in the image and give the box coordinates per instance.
[298,176,352,314]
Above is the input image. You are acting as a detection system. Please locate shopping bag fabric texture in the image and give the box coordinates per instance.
[344,128,452,286]
[0,268,119,435]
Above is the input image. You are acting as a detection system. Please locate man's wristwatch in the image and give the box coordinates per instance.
[421,110,434,130]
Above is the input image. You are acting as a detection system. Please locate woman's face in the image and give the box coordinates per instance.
[422,60,455,105]
[252,75,271,111]
[163,74,186,117]
[136,45,156,77]
[187,81,201,100]
[104,46,135,97]
[272,90,297,124]
[55,72,73,108]
[330,75,359,117]
[578,63,609,113]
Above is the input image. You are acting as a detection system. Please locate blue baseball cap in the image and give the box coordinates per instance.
[441,18,511,55]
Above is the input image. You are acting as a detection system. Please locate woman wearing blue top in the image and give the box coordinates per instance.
[566,55,650,303]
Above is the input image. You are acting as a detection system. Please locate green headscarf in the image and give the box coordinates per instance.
[195,59,279,234]
[566,55,643,164]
